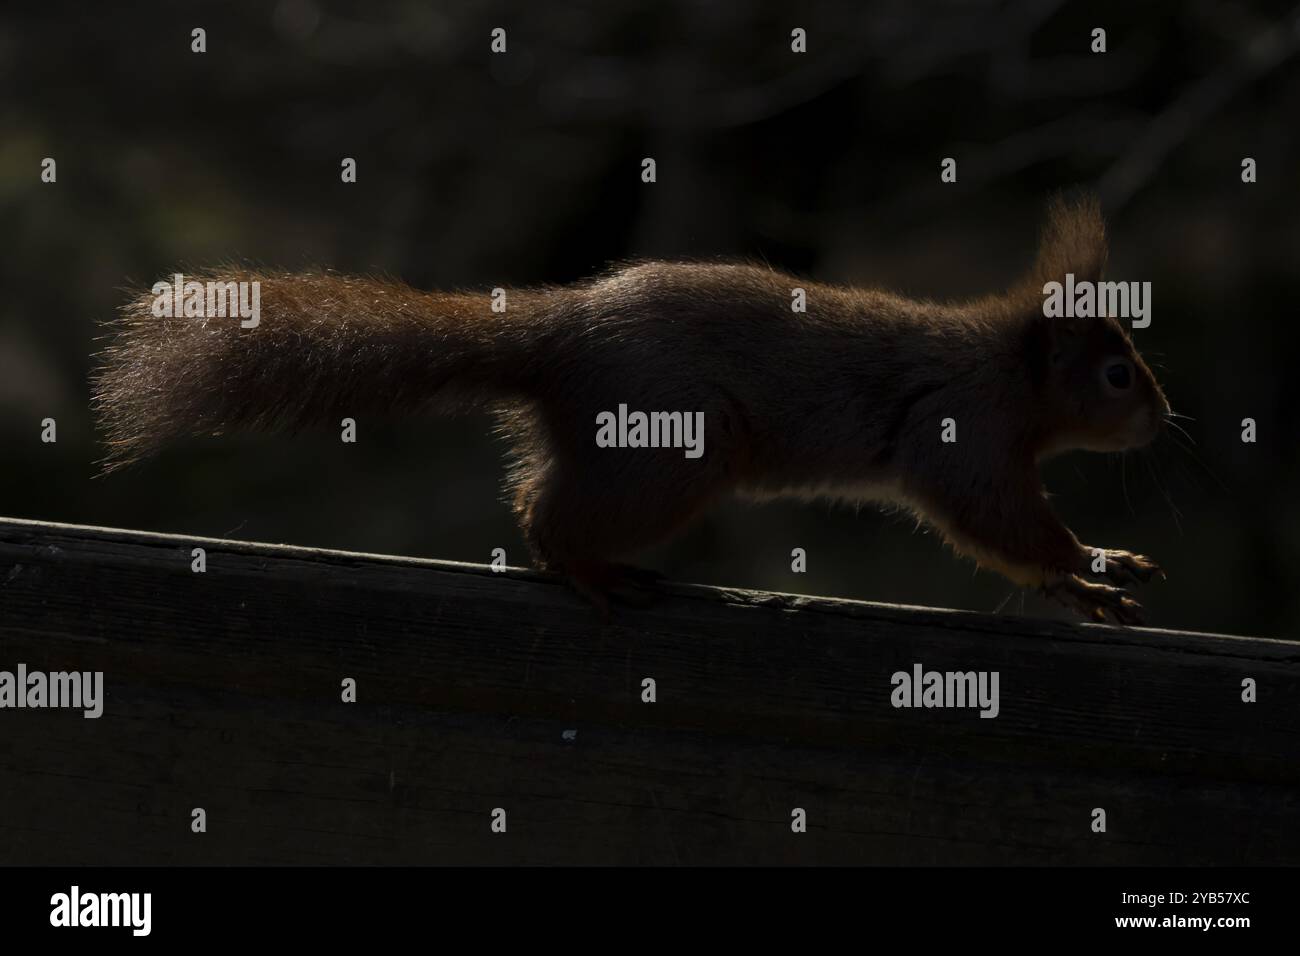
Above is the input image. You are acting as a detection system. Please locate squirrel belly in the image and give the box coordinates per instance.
[93,196,1168,623]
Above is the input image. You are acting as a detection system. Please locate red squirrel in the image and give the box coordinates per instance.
[93,196,1167,623]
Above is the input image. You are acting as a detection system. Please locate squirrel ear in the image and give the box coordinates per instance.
[1025,193,1108,290]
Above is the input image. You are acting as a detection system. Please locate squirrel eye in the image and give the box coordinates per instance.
[1102,357,1133,392]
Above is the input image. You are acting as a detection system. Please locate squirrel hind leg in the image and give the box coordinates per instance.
[513,454,725,616]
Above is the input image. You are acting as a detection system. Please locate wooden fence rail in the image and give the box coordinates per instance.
[0,516,1296,865]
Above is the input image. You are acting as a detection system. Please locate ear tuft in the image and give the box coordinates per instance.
[1029,193,1108,289]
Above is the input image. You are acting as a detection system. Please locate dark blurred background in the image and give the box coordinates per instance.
[1,1,1296,636]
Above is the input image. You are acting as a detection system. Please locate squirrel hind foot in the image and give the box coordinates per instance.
[557,560,664,619]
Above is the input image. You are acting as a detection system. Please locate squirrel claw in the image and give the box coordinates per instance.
[1045,574,1145,627]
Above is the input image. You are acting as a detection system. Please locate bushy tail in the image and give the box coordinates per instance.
[92,269,537,471]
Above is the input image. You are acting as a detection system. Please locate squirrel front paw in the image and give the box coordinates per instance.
[1089,548,1163,588]
[1043,573,1145,626]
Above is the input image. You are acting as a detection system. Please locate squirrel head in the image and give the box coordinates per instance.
[1020,195,1170,457]
[1030,311,1169,456]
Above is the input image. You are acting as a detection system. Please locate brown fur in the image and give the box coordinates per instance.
[92,197,1169,622]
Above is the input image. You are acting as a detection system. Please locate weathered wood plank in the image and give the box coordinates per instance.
[0,517,1297,864]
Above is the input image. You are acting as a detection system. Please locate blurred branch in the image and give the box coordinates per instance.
[1099,6,1300,210]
